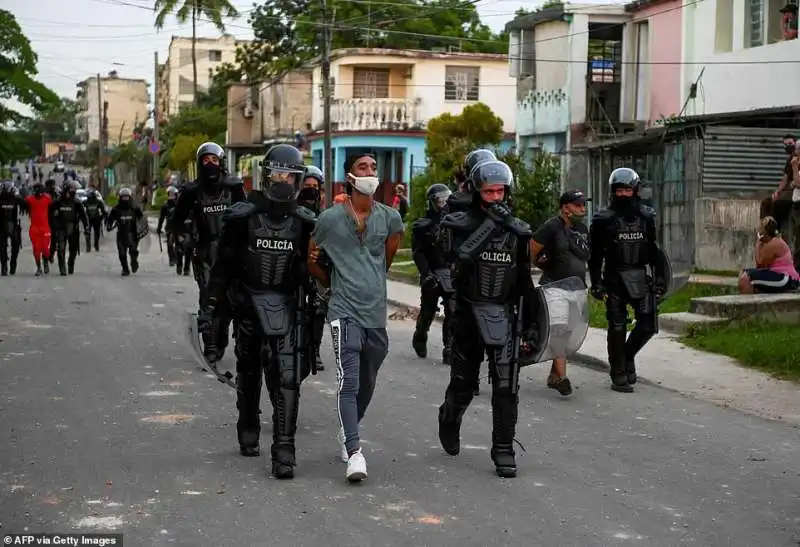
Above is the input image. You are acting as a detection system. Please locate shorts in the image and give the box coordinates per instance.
[743,268,800,293]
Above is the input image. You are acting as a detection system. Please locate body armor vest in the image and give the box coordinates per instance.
[609,215,649,270]
[464,229,518,304]
[0,198,19,234]
[196,188,231,243]
[117,207,136,239]
[243,213,305,293]
[86,201,102,220]
[54,200,77,235]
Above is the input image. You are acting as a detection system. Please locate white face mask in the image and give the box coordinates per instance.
[348,173,379,196]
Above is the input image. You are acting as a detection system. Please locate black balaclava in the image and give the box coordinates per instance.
[199,156,222,188]
[297,187,320,213]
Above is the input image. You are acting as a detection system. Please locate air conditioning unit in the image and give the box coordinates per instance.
[243,105,253,119]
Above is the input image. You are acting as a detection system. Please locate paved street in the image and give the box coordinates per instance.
[1,235,800,546]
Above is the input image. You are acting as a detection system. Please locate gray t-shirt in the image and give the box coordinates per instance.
[313,202,404,329]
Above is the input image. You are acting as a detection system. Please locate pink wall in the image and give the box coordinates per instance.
[633,0,683,122]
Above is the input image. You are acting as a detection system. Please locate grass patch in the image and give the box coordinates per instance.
[588,283,737,330]
[681,320,800,381]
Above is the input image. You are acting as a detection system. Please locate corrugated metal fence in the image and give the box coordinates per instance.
[702,126,789,195]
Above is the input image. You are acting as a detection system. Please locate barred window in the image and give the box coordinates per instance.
[444,66,480,101]
[353,68,389,99]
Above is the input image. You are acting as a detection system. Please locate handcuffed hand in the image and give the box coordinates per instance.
[421,272,438,289]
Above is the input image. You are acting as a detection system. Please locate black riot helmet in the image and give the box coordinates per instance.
[426,183,452,214]
[0,181,13,195]
[471,160,514,204]
[298,165,324,212]
[195,142,225,188]
[608,168,640,196]
[260,144,305,216]
[64,180,79,197]
[117,186,133,206]
[464,149,497,183]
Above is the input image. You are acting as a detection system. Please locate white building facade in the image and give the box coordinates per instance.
[682,0,800,115]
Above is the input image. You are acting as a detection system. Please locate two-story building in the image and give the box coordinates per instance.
[225,69,314,191]
[681,0,799,116]
[507,4,634,160]
[307,48,516,202]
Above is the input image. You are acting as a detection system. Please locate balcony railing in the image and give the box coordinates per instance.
[331,98,421,131]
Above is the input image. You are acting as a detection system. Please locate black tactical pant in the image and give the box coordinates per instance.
[412,281,452,359]
[605,287,656,380]
[116,235,139,274]
[234,309,301,469]
[439,304,519,465]
[309,280,328,367]
[86,219,102,252]
[0,227,21,274]
[165,231,176,266]
[175,239,192,275]
[54,230,80,275]
[193,252,231,359]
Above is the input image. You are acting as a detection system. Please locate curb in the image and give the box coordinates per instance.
[387,295,662,387]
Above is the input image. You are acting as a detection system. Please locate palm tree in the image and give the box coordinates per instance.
[153,0,239,103]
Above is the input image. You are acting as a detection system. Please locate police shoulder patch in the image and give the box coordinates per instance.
[223,201,256,220]
[294,205,317,224]
[639,204,657,218]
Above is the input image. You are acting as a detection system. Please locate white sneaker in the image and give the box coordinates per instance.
[337,427,348,463]
[346,449,367,482]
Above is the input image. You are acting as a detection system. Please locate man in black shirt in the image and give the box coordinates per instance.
[770,134,796,233]
[531,190,591,396]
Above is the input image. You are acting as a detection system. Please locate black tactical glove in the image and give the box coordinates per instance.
[420,271,438,289]
[590,284,607,302]
[486,202,513,226]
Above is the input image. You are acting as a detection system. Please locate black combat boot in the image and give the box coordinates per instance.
[271,387,299,480]
[315,349,325,372]
[42,259,49,275]
[9,258,17,275]
[438,401,467,456]
[625,358,637,385]
[1,261,7,276]
[491,393,519,478]
[236,372,262,457]
[34,258,42,277]
[57,252,67,275]
[131,256,139,273]
[67,257,75,275]
[609,331,634,393]
[412,330,428,358]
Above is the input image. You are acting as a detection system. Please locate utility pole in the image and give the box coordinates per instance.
[153,51,160,184]
[96,73,104,193]
[321,0,335,206]
[40,131,45,160]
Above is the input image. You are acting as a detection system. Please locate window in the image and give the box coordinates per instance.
[178,76,194,95]
[208,50,222,62]
[353,68,389,99]
[746,0,789,47]
[444,66,480,101]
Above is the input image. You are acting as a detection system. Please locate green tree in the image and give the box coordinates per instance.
[425,102,504,175]
[153,0,239,102]
[0,9,59,163]
[505,150,560,230]
[169,133,211,170]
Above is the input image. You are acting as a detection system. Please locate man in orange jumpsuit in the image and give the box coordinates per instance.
[24,182,52,276]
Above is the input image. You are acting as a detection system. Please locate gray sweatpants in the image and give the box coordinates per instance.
[329,317,389,457]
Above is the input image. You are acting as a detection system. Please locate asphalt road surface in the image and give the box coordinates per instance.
[1,234,800,547]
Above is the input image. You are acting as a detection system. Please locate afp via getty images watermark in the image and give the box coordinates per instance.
[3,534,122,546]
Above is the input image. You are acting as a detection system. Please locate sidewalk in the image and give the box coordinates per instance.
[387,279,800,425]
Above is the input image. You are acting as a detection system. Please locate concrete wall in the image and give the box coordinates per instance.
[76,76,149,146]
[694,197,760,271]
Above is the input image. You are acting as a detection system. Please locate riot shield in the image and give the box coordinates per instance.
[528,276,590,364]
[184,310,240,392]
[136,215,152,253]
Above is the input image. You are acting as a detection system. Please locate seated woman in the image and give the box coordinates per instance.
[739,216,800,293]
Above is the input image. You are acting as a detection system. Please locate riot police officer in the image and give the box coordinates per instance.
[436,160,541,478]
[200,143,316,479]
[588,168,667,393]
[157,186,179,267]
[448,149,496,214]
[169,142,245,363]
[411,183,453,362]
[50,180,89,276]
[174,185,194,276]
[106,187,144,276]
[298,165,326,372]
[0,182,26,276]
[84,189,106,252]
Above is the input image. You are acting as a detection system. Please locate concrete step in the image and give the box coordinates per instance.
[658,312,729,334]
[689,293,800,322]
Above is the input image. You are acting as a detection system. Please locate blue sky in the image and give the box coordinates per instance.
[6,0,544,118]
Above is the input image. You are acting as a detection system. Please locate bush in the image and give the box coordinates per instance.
[152,187,168,210]
[105,193,118,207]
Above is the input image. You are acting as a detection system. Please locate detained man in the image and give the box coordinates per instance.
[307,154,404,482]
